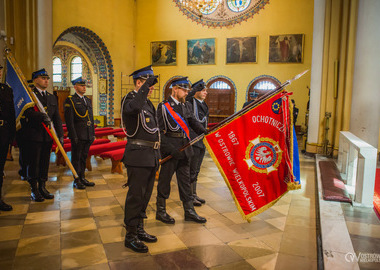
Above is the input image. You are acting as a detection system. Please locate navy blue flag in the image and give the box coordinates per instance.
[5,59,34,129]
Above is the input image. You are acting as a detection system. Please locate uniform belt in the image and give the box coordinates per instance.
[166,132,186,138]
[128,139,160,149]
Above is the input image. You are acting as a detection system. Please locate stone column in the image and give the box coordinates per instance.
[307,0,326,145]
[37,0,53,90]
[350,0,380,148]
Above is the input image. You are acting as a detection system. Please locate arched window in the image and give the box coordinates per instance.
[52,57,62,83]
[206,77,235,123]
[70,56,82,82]
[247,75,281,102]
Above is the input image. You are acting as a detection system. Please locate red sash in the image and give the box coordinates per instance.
[163,102,190,139]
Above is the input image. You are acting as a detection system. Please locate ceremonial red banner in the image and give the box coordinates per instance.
[204,90,298,221]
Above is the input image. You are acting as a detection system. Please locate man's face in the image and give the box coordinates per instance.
[74,84,86,96]
[173,86,189,103]
[136,78,154,98]
[195,88,207,101]
[33,76,49,90]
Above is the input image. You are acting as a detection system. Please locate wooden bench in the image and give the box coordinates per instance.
[113,131,127,141]
[86,140,127,171]
[100,148,125,174]
[95,128,124,139]
[54,138,111,166]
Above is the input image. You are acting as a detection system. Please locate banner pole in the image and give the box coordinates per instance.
[160,70,308,165]
[5,49,79,179]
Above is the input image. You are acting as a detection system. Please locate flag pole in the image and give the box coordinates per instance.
[5,49,79,179]
[160,70,308,165]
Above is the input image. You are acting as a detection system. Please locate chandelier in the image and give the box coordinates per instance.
[178,0,223,17]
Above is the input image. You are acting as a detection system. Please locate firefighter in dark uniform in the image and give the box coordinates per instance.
[0,64,16,211]
[156,77,207,224]
[64,77,95,190]
[186,79,209,207]
[22,68,64,202]
[16,79,35,181]
[121,65,159,253]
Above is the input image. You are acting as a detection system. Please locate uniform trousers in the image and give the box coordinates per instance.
[157,158,192,202]
[0,140,9,191]
[189,146,205,184]
[124,166,157,227]
[0,137,11,178]
[71,140,92,179]
[26,141,52,182]
[16,132,27,178]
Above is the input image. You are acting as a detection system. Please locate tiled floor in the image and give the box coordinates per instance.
[0,148,318,269]
[342,203,380,270]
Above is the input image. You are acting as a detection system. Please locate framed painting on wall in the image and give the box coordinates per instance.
[187,38,215,65]
[226,36,257,64]
[99,78,107,94]
[151,41,177,66]
[269,34,304,63]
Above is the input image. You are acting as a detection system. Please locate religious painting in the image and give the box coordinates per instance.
[98,78,107,94]
[269,34,304,63]
[151,41,177,66]
[187,38,216,65]
[226,36,257,64]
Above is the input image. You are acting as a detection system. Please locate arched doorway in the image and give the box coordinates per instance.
[54,26,114,125]
[206,76,236,123]
[246,75,281,103]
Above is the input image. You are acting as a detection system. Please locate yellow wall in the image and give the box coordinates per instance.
[52,0,314,122]
[53,0,136,117]
[135,0,314,126]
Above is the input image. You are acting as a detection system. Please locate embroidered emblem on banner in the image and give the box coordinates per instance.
[244,136,282,174]
[271,98,282,114]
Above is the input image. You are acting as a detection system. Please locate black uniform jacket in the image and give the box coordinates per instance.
[22,87,63,142]
[121,85,160,168]
[64,93,95,141]
[186,96,209,149]
[157,95,207,159]
[0,83,16,145]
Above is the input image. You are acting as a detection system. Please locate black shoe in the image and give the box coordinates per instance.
[73,178,86,189]
[183,200,207,223]
[0,199,13,211]
[124,234,149,253]
[156,212,175,224]
[194,195,205,204]
[39,182,54,199]
[80,178,95,187]
[31,191,45,202]
[193,198,202,207]
[137,228,157,243]
[156,197,175,224]
[185,212,207,223]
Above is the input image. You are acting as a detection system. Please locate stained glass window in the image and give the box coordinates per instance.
[70,56,82,81]
[200,2,220,15]
[52,57,62,83]
[209,80,231,89]
[254,80,277,90]
[227,0,251,12]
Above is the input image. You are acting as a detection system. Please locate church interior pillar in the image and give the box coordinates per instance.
[350,0,380,149]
